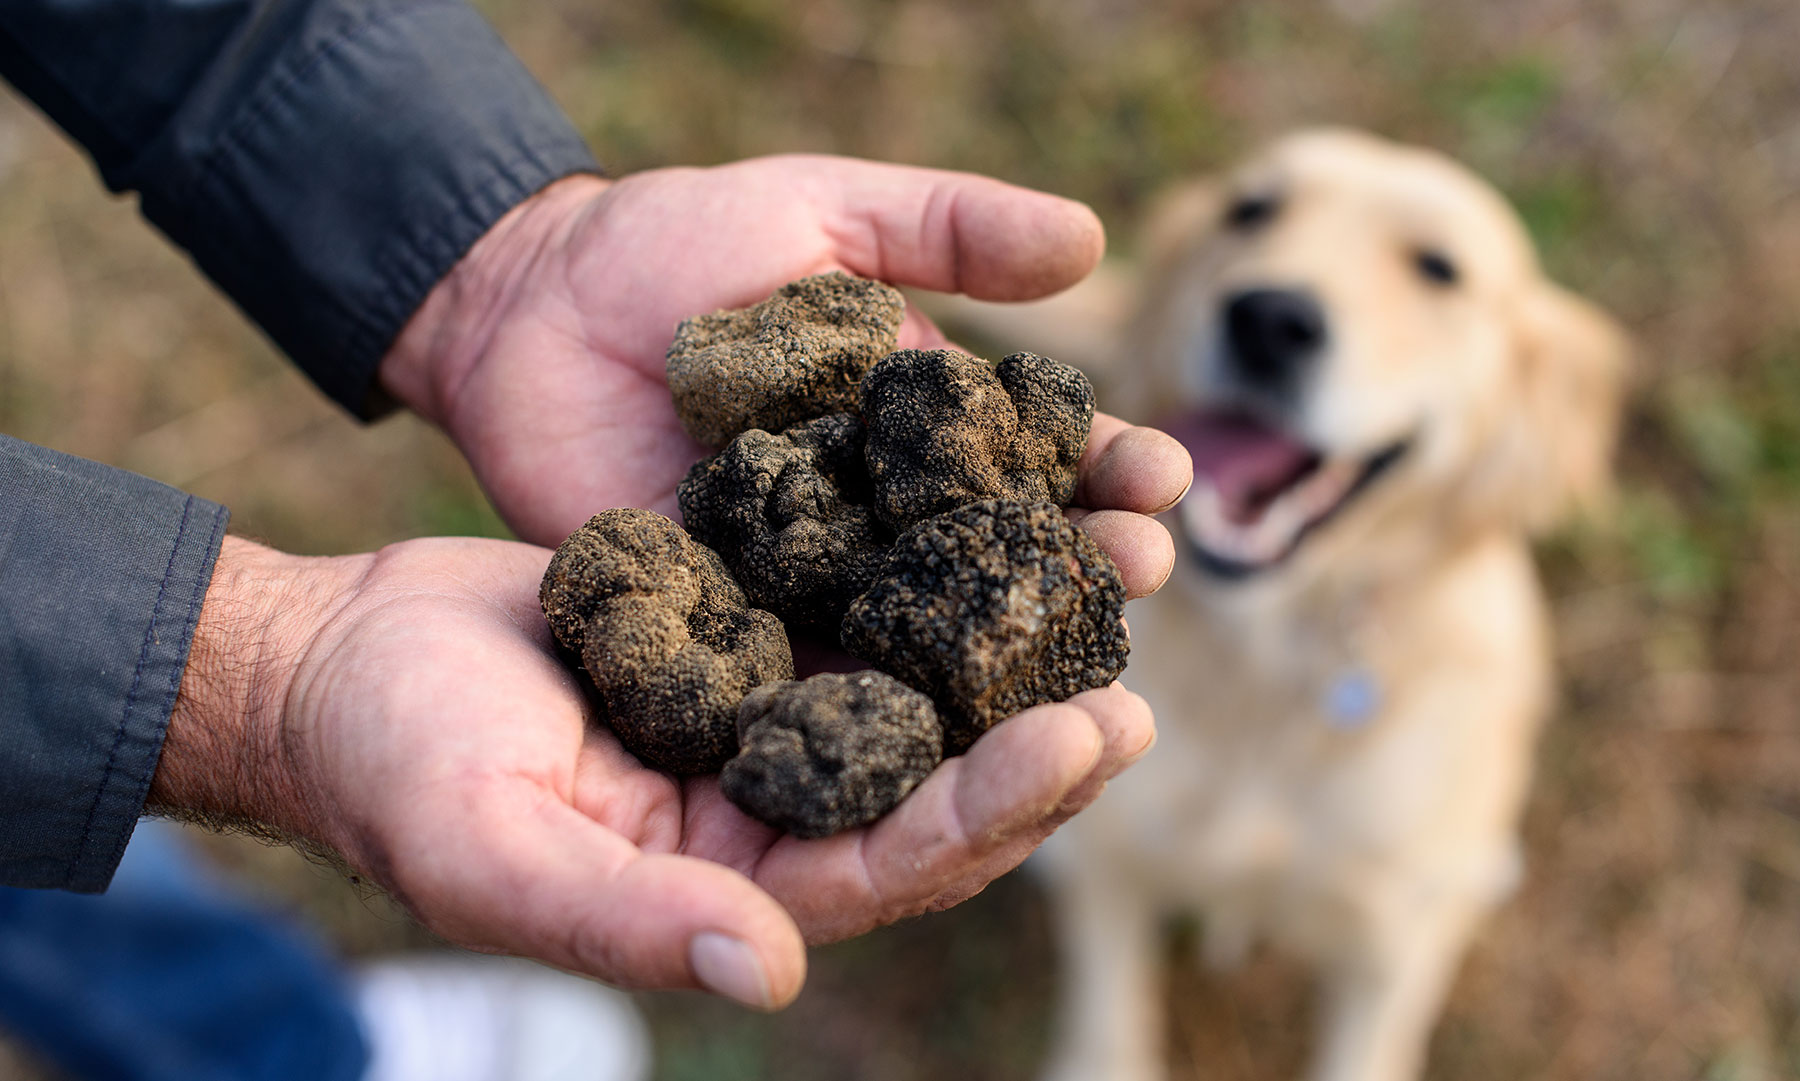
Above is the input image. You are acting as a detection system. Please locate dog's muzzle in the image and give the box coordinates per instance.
[1159,407,1412,579]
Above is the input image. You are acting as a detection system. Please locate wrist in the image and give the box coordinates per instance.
[148,536,368,846]
[379,173,613,426]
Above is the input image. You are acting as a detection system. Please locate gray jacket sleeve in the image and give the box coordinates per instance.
[0,436,229,891]
[0,0,599,889]
[0,0,601,415]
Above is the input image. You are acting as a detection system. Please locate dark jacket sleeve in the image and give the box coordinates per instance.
[0,0,601,415]
[0,436,229,891]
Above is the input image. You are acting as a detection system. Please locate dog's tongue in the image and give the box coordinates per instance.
[1158,410,1318,524]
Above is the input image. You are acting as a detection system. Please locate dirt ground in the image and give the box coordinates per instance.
[2,0,1797,1078]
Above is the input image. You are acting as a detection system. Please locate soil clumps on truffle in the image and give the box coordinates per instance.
[861,349,1095,529]
[678,412,892,630]
[545,272,1133,837]
[540,508,793,774]
[667,272,904,448]
[841,499,1129,754]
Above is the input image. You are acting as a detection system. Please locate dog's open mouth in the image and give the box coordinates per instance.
[1159,409,1411,579]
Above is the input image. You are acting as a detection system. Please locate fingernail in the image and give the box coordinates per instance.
[1150,472,1194,515]
[1120,726,1157,769]
[689,932,774,1010]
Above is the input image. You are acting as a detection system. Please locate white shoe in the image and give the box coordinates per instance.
[352,953,652,1081]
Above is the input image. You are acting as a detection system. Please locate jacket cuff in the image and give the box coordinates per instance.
[128,0,599,416]
[0,436,229,891]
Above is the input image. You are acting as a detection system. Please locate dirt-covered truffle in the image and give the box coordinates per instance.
[860,349,1096,530]
[721,671,944,838]
[841,500,1129,753]
[667,272,905,448]
[679,413,892,630]
[540,508,794,774]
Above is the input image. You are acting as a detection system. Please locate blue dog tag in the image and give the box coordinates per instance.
[1324,667,1381,730]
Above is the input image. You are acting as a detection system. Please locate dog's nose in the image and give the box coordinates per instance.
[1223,289,1327,391]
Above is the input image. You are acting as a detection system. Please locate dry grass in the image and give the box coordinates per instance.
[3,0,1798,1078]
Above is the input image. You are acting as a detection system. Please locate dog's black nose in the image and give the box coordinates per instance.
[1223,288,1327,391]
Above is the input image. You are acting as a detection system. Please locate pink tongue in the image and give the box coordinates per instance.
[1157,410,1317,523]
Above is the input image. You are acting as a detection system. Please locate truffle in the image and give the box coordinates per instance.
[540,508,794,774]
[667,272,905,448]
[721,671,944,838]
[860,349,1095,530]
[678,413,893,630]
[841,500,1129,753]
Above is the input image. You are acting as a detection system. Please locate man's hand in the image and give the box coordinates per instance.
[150,536,1158,1009]
[225,155,1196,1007]
[378,155,1191,552]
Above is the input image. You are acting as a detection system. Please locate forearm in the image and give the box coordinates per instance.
[147,536,368,852]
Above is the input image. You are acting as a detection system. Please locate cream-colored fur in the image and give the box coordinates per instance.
[943,129,1627,1081]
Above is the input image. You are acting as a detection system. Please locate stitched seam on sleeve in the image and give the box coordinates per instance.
[94,502,227,878]
[65,494,195,888]
[167,506,226,707]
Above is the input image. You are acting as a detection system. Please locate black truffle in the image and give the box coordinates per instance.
[540,509,794,774]
[841,500,1129,753]
[667,272,905,448]
[721,671,944,838]
[679,413,893,630]
[861,349,1095,530]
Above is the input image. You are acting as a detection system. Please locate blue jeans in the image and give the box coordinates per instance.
[0,821,368,1081]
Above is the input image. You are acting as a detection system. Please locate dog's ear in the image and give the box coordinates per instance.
[1491,281,1630,533]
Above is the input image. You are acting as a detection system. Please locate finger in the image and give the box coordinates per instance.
[1065,508,1176,599]
[751,702,1104,943]
[389,783,807,1009]
[677,774,784,873]
[1047,681,1156,791]
[569,728,686,854]
[924,683,1155,913]
[1076,413,1194,514]
[947,682,1154,864]
[810,156,1106,301]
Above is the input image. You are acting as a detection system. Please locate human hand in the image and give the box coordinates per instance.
[377,155,1191,569]
[150,535,1157,1008]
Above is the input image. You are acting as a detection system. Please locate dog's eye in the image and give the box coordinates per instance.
[1414,249,1460,287]
[1224,194,1280,231]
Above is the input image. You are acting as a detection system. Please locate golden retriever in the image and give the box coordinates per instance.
[939,128,1627,1081]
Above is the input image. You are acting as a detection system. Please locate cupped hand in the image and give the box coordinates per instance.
[378,155,1191,555]
[225,155,1201,1007]
[151,535,1157,1009]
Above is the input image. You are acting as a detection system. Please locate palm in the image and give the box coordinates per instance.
[346,156,1189,1002]
[287,538,1143,999]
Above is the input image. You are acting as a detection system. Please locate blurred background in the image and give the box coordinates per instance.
[2,0,1797,1078]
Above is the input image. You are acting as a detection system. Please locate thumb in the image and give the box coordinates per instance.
[392,787,807,1009]
[806,156,1106,301]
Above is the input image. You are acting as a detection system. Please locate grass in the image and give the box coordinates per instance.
[3,0,1799,1078]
